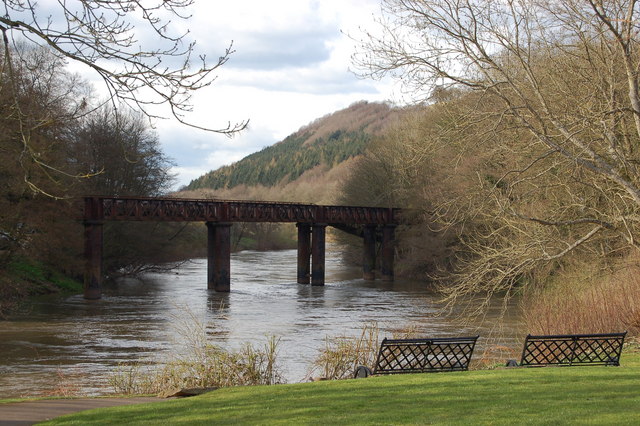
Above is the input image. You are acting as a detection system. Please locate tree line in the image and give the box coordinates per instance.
[0,45,207,310]
[186,101,398,191]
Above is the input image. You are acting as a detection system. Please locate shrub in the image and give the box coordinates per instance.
[110,336,284,395]
[308,323,381,381]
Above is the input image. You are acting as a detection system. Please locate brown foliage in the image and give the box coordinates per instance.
[296,101,402,147]
[179,157,357,205]
[347,0,640,310]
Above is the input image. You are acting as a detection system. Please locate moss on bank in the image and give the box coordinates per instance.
[8,259,82,292]
[0,258,82,317]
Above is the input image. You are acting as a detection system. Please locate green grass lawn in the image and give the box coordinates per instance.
[43,349,640,425]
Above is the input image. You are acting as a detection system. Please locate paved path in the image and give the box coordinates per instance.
[0,397,162,425]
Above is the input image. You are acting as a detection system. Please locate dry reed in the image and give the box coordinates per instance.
[308,323,381,380]
[523,262,640,337]
[308,322,430,381]
[110,307,284,395]
[110,336,284,395]
[39,368,83,397]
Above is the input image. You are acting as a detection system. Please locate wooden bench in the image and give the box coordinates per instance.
[508,332,626,367]
[354,336,479,378]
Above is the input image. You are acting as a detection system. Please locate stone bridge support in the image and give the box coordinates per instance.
[297,223,328,286]
[207,222,231,292]
[84,197,104,300]
[297,222,396,286]
[311,224,327,286]
[83,221,103,300]
[297,223,311,284]
[363,225,377,280]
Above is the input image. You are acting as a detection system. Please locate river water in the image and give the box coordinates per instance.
[0,247,523,397]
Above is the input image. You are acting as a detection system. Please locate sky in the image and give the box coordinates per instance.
[10,0,399,189]
[128,1,398,189]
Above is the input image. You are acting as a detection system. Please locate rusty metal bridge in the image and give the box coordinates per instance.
[83,196,400,299]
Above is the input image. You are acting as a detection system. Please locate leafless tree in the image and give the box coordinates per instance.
[354,0,640,306]
[71,105,176,197]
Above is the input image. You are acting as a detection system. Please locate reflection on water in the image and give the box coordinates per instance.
[0,247,523,397]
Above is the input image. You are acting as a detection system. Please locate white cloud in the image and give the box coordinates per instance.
[59,0,394,190]
[148,1,398,190]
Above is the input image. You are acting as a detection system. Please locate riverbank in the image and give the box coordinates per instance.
[0,258,82,317]
[33,347,640,425]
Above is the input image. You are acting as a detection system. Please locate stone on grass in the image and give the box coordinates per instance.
[158,387,219,398]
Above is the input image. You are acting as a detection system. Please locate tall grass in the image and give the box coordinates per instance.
[523,261,640,337]
[110,307,284,395]
[308,322,426,380]
[110,336,284,395]
[308,323,381,380]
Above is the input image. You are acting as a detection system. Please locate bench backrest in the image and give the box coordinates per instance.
[520,332,626,367]
[373,336,479,374]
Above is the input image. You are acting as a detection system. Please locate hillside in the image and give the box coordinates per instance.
[185,101,402,198]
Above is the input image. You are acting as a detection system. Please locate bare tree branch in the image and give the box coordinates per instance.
[0,0,248,134]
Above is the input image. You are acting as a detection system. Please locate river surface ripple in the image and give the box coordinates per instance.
[0,247,523,397]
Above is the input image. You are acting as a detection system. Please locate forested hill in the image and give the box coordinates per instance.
[185,101,400,191]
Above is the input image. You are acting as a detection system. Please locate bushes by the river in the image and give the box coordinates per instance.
[110,321,284,395]
[307,322,427,381]
[111,322,418,394]
[231,223,297,252]
[307,323,381,381]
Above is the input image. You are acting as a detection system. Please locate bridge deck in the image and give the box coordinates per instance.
[84,196,399,224]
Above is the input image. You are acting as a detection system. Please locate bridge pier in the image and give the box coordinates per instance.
[297,223,311,284]
[83,197,104,300]
[381,224,396,281]
[83,221,103,299]
[207,222,231,292]
[363,225,377,280]
[311,224,327,286]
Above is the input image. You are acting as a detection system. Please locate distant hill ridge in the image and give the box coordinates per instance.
[186,101,400,191]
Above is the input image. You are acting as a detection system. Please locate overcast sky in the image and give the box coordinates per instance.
[145,0,397,189]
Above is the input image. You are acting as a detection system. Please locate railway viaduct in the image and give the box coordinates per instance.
[83,196,400,299]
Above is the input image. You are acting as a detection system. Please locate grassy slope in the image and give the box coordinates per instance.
[0,258,82,315]
[45,349,640,425]
[7,258,82,293]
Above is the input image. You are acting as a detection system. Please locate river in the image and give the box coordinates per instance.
[0,246,523,397]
